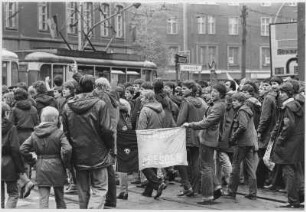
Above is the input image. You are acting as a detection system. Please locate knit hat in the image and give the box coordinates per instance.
[212,83,227,99]
[279,82,294,97]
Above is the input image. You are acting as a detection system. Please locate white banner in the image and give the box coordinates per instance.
[180,64,202,72]
[136,127,188,170]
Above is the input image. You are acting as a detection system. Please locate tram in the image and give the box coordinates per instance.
[15,48,157,87]
[2,48,19,86]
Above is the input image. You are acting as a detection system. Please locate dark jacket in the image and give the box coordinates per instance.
[188,99,226,148]
[257,91,278,149]
[131,96,142,130]
[271,98,304,164]
[62,92,113,170]
[177,96,208,147]
[20,122,72,186]
[137,101,165,130]
[2,118,24,182]
[9,99,39,145]
[34,93,58,116]
[245,97,261,130]
[155,92,177,128]
[229,104,258,149]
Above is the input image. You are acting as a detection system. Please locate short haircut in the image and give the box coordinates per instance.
[142,90,156,102]
[41,106,59,123]
[244,80,259,95]
[226,80,236,91]
[95,77,111,91]
[63,80,75,95]
[53,75,63,87]
[124,82,133,88]
[16,82,28,91]
[32,81,47,94]
[212,83,227,99]
[164,81,176,94]
[262,77,271,84]
[198,81,208,88]
[125,86,134,95]
[153,78,164,94]
[14,87,29,101]
[115,86,125,98]
[241,84,255,97]
[288,79,300,94]
[133,79,145,85]
[270,76,283,85]
[182,80,198,96]
[141,82,153,90]
[79,75,95,93]
[232,92,247,103]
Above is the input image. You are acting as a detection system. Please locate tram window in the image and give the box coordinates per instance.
[53,65,65,82]
[127,75,139,83]
[2,61,8,85]
[78,65,94,76]
[40,64,52,82]
[28,71,39,86]
[11,61,18,85]
[142,70,151,81]
[96,67,111,81]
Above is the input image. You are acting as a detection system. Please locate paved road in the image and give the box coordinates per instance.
[14,180,304,210]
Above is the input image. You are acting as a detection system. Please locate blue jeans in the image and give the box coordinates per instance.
[229,146,258,196]
[199,144,219,200]
[1,181,18,208]
[216,151,232,186]
[38,186,66,209]
[76,167,108,209]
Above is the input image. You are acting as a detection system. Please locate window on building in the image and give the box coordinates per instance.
[261,2,271,6]
[167,17,178,34]
[228,46,240,66]
[261,17,271,36]
[115,5,124,38]
[66,2,77,34]
[199,46,217,68]
[5,2,18,29]
[83,2,93,35]
[197,16,206,34]
[168,46,179,65]
[229,17,239,35]
[261,47,270,68]
[100,3,110,37]
[38,2,48,31]
[207,16,216,34]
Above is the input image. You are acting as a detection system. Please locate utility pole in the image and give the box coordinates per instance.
[241,5,247,79]
[77,2,83,50]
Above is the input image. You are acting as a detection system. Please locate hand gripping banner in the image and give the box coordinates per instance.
[136,127,188,170]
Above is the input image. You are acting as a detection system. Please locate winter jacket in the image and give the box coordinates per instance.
[155,92,177,128]
[2,118,24,182]
[188,99,225,148]
[62,92,113,170]
[257,91,278,149]
[229,104,258,149]
[34,93,58,116]
[245,97,261,130]
[271,98,304,164]
[56,96,67,116]
[20,122,72,186]
[137,101,165,130]
[9,99,39,145]
[131,96,142,130]
[177,96,208,147]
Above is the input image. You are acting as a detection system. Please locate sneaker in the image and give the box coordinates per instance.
[23,181,35,198]
[213,188,222,200]
[154,183,167,199]
[177,188,194,197]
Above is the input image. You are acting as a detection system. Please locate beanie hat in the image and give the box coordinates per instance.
[279,82,294,97]
[270,76,283,85]
[212,83,227,99]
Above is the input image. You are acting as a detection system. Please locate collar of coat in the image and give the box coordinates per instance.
[281,97,294,108]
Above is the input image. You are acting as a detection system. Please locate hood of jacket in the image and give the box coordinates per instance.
[155,92,170,109]
[247,97,261,107]
[35,93,54,106]
[34,122,58,138]
[15,99,32,110]
[92,90,119,108]
[238,104,253,117]
[144,102,163,113]
[2,118,13,135]
[185,96,203,108]
[283,98,303,117]
[295,93,305,105]
[67,93,100,114]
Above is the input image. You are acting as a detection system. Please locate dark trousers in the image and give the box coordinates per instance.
[282,162,304,205]
[38,186,66,209]
[142,168,161,196]
[105,165,117,207]
[229,146,258,197]
[177,146,200,192]
[256,148,270,187]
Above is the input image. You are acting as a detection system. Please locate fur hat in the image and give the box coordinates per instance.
[279,82,294,97]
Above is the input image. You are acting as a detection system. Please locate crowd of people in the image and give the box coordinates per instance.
[1,72,305,209]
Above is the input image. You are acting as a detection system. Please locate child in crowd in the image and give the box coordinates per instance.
[20,106,72,209]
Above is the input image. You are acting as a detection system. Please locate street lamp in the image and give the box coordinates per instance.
[84,3,141,39]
